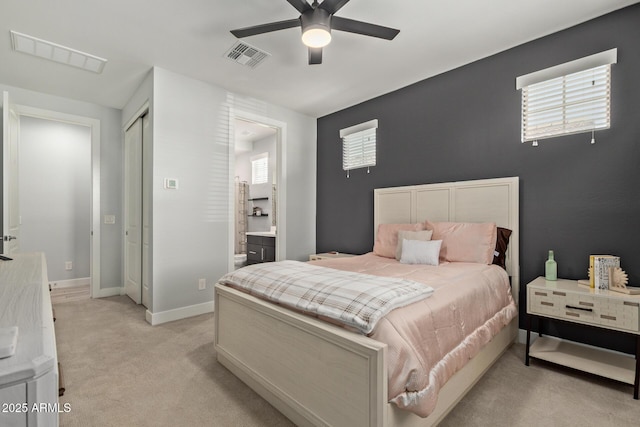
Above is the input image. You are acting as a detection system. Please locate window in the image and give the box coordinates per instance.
[251,153,268,185]
[516,49,616,145]
[340,119,378,178]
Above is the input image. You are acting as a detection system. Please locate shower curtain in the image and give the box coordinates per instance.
[235,180,249,254]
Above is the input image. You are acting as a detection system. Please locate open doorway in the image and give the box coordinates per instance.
[9,103,101,297]
[20,116,91,298]
[229,111,286,272]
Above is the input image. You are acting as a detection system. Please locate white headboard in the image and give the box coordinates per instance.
[374,177,520,303]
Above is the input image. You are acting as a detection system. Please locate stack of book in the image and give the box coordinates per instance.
[589,255,620,290]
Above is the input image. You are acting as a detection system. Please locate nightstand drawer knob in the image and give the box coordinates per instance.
[566,304,593,312]
[553,291,566,296]
[535,292,548,296]
[541,301,554,307]
[601,314,617,321]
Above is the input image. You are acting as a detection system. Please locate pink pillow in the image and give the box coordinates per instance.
[424,221,497,264]
[373,223,425,258]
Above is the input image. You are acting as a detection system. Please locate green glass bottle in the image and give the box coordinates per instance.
[545,250,557,281]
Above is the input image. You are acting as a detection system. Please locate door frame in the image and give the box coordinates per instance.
[2,91,19,254]
[15,105,101,296]
[228,109,287,272]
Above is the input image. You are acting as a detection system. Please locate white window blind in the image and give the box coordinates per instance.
[340,119,378,177]
[251,153,268,185]
[516,49,616,144]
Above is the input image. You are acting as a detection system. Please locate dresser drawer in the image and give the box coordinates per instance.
[528,288,597,325]
[528,282,640,332]
[598,299,640,332]
[529,289,561,317]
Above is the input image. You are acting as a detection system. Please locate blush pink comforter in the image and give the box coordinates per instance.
[310,253,517,417]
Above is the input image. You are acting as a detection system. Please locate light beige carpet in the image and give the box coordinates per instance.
[55,296,294,427]
[54,296,640,426]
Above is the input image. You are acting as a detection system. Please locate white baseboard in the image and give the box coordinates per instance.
[49,277,91,289]
[145,301,214,326]
[93,286,124,298]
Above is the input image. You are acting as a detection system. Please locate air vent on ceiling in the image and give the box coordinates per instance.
[225,41,270,69]
[10,30,107,73]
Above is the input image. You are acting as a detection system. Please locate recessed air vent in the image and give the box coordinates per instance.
[225,41,270,69]
[10,30,107,73]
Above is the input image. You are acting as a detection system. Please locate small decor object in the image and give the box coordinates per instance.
[591,255,620,290]
[545,250,557,281]
[253,207,262,216]
[607,267,640,294]
[609,267,629,289]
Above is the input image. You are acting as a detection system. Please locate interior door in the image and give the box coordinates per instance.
[124,117,143,304]
[2,91,20,254]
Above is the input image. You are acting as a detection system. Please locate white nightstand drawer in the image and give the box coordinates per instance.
[527,277,640,333]
[598,299,640,332]
[529,289,560,317]
[529,288,597,324]
[563,292,596,324]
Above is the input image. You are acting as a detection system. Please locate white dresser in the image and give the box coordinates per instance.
[0,253,59,427]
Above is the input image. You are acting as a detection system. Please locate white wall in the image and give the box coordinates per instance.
[138,67,316,324]
[0,83,123,290]
[19,116,91,281]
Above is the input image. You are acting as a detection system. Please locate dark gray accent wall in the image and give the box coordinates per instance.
[316,5,640,353]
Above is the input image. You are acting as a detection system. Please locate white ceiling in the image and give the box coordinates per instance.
[1,0,637,118]
[234,118,277,154]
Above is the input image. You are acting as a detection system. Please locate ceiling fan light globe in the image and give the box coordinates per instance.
[302,28,331,48]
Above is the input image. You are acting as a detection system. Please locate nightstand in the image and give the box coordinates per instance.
[309,252,356,261]
[525,276,640,399]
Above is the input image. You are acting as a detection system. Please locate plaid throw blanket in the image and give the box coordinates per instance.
[219,260,434,334]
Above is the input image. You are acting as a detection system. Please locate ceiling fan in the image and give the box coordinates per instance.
[230,0,400,65]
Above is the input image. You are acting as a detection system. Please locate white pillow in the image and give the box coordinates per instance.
[395,229,433,260]
[399,239,442,266]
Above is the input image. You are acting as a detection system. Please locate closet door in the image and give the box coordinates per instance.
[124,117,143,304]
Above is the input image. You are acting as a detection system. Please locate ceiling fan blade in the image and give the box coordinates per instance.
[318,0,351,14]
[231,19,301,38]
[286,0,313,14]
[331,16,399,40]
[308,47,322,65]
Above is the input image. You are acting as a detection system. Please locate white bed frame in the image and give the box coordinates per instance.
[214,177,519,427]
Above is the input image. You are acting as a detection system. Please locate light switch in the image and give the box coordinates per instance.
[104,215,116,224]
[164,178,179,189]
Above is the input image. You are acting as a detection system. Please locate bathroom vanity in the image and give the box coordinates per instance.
[246,232,276,264]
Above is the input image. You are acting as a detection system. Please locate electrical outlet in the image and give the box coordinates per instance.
[65,261,73,271]
[198,278,206,290]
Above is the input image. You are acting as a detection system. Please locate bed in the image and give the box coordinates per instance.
[214,177,520,426]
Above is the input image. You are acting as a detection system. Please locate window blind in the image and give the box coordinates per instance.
[340,119,378,176]
[517,49,616,144]
[251,153,268,185]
